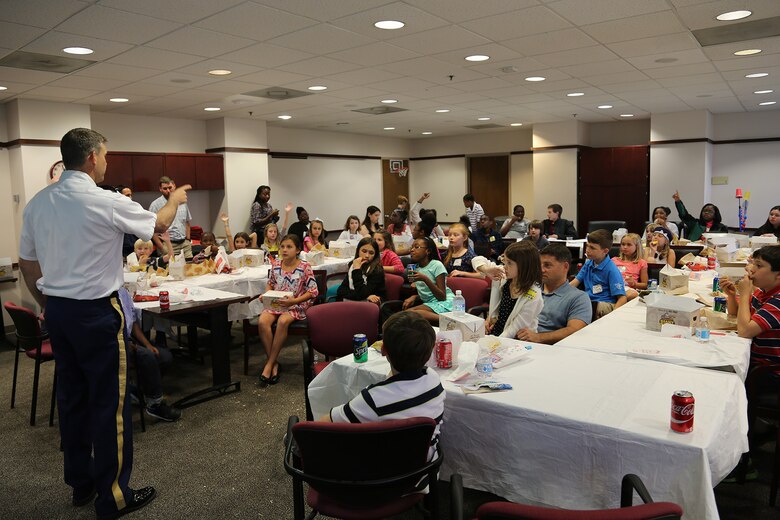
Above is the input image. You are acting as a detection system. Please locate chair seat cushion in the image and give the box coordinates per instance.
[313,361,330,376]
[24,340,54,360]
[307,487,422,520]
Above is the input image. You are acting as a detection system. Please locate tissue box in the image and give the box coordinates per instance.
[0,257,13,278]
[262,290,294,312]
[301,250,324,266]
[328,240,356,259]
[645,294,703,332]
[659,265,689,295]
[750,236,778,249]
[439,312,485,342]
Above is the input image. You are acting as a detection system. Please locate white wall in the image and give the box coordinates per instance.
[532,150,578,224]
[649,143,710,223]
[510,153,534,219]
[408,158,467,222]
[91,112,207,153]
[409,129,531,156]
[269,126,410,157]
[713,111,780,140]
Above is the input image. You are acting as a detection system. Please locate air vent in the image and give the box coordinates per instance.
[693,15,780,46]
[0,51,95,73]
[243,87,312,100]
[351,106,408,115]
[465,124,503,130]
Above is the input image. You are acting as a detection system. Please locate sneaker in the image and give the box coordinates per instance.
[128,385,140,406]
[146,402,181,422]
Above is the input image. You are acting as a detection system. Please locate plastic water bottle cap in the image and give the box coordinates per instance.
[456,289,462,296]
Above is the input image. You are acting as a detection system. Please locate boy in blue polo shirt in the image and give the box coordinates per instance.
[570,229,626,318]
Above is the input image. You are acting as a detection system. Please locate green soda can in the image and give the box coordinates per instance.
[353,334,368,363]
[713,277,719,293]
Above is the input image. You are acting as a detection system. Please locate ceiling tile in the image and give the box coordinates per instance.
[534,45,619,67]
[268,24,374,55]
[674,0,780,31]
[147,27,255,58]
[277,56,361,76]
[98,0,245,24]
[582,11,687,44]
[73,62,161,82]
[625,49,710,70]
[600,79,663,94]
[583,70,651,86]
[644,62,716,79]
[327,42,420,67]
[252,0,392,22]
[713,54,780,72]
[173,59,259,78]
[111,82,186,97]
[142,71,223,89]
[238,69,311,86]
[462,6,572,41]
[47,75,127,91]
[322,67,400,86]
[364,76,437,93]
[546,0,670,25]
[405,0,537,23]
[561,59,636,78]
[217,43,313,69]
[607,33,700,58]
[0,21,47,49]
[502,28,599,56]
[109,46,204,71]
[0,67,65,84]
[0,0,89,29]
[702,37,780,61]
[55,5,182,45]
[194,3,317,41]
[386,25,491,54]
[24,84,101,100]
[433,43,524,68]
[330,2,451,40]
[22,32,133,61]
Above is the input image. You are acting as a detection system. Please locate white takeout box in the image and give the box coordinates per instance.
[229,249,263,269]
[262,290,294,312]
[750,235,778,249]
[714,242,738,263]
[392,234,413,250]
[645,293,703,332]
[301,250,324,266]
[659,265,689,295]
[439,312,485,342]
[328,240,356,259]
[168,252,186,281]
[0,257,11,278]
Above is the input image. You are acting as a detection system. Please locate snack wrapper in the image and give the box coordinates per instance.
[168,252,186,281]
[214,246,231,274]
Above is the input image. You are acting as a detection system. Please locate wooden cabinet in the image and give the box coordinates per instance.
[105,152,223,192]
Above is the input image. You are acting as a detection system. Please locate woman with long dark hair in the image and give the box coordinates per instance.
[672,191,728,241]
[250,185,278,236]
[359,205,382,236]
[754,206,780,239]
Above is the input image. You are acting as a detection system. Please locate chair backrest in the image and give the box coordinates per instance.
[312,269,328,305]
[4,302,45,350]
[447,277,489,310]
[384,273,404,301]
[306,301,379,357]
[292,417,436,504]
[587,220,627,234]
[476,501,683,520]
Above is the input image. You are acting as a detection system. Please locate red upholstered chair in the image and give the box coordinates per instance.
[446,276,489,312]
[450,473,682,520]
[301,301,379,420]
[384,273,404,302]
[284,415,442,520]
[5,302,57,426]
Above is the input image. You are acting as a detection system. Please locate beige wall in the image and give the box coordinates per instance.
[91,112,207,153]
[408,157,467,223]
[510,154,534,219]
[588,120,650,147]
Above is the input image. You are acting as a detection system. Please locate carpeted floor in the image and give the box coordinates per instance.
[0,327,778,519]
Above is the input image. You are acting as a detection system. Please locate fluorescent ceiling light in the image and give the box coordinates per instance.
[754,89,774,94]
[208,69,232,76]
[435,109,450,113]
[620,114,634,118]
[63,46,93,55]
[109,98,129,103]
[598,105,613,109]
[525,76,545,82]
[308,85,327,91]
[204,107,221,111]
[383,127,395,130]
[381,99,398,104]
[758,101,776,106]
[465,55,489,62]
[716,10,751,21]
[278,115,292,120]
[733,49,761,56]
[421,131,432,135]
[745,72,768,78]
[477,117,491,121]
[374,20,404,30]
[567,92,584,97]
[510,123,523,127]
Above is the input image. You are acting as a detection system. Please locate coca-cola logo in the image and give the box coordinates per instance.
[672,404,694,416]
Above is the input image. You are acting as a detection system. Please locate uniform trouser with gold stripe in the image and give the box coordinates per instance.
[46,294,133,516]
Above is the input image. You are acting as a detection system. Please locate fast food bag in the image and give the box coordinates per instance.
[168,252,186,281]
[702,308,737,330]
[214,246,231,274]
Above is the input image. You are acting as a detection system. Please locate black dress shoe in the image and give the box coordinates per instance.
[97,487,156,520]
[258,375,271,388]
[72,485,96,507]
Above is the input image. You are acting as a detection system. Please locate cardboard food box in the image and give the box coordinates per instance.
[392,234,413,250]
[750,235,778,249]
[328,240,356,259]
[262,290,294,312]
[0,257,12,278]
[714,242,737,263]
[658,265,689,295]
[439,312,485,342]
[229,249,264,269]
[645,293,703,332]
[301,250,324,266]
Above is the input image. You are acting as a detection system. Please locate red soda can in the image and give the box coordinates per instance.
[435,339,453,369]
[159,290,170,311]
[707,254,716,270]
[670,390,694,433]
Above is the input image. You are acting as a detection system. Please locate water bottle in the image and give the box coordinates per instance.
[453,289,466,316]
[697,316,710,343]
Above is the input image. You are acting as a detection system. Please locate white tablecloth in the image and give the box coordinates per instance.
[308,343,748,520]
[124,257,350,320]
[556,270,751,379]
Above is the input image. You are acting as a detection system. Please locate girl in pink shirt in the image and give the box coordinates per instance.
[612,233,648,301]
[374,230,404,274]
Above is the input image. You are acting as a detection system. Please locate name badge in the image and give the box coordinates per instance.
[489,236,495,242]
[592,284,603,294]
[453,259,462,267]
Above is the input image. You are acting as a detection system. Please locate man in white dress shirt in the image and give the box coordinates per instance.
[149,176,192,259]
[18,128,190,519]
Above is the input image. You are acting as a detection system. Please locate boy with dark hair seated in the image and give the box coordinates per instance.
[319,311,445,463]
[570,229,627,318]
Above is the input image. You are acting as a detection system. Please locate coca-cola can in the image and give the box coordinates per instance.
[159,290,170,311]
[707,255,716,270]
[435,339,452,369]
[670,390,694,433]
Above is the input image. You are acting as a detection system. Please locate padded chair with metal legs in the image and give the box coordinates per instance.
[450,473,682,520]
[284,415,442,520]
[4,301,57,426]
[587,220,627,235]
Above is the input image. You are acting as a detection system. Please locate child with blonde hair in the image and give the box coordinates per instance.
[612,233,648,300]
[443,223,481,278]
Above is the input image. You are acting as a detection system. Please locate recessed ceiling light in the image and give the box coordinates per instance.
[0,86,7,91]
[204,107,221,112]
[435,109,450,113]
[716,10,751,21]
[465,54,490,62]
[510,123,523,127]
[421,131,433,135]
[381,99,398,104]
[754,89,774,94]
[620,114,634,117]
[374,20,404,30]
[525,76,546,82]
[208,69,232,76]
[308,85,327,91]
[734,49,761,56]
[746,72,769,78]
[63,46,93,55]
[383,127,395,130]
[759,101,777,106]
[567,92,585,97]
[278,115,292,120]
[477,117,491,121]
[598,105,613,109]
[109,98,129,103]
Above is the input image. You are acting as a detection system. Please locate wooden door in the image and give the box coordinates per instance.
[468,155,509,219]
[577,146,649,236]
[382,159,409,221]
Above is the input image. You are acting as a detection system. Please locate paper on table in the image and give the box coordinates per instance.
[660,324,691,338]
[445,341,479,382]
